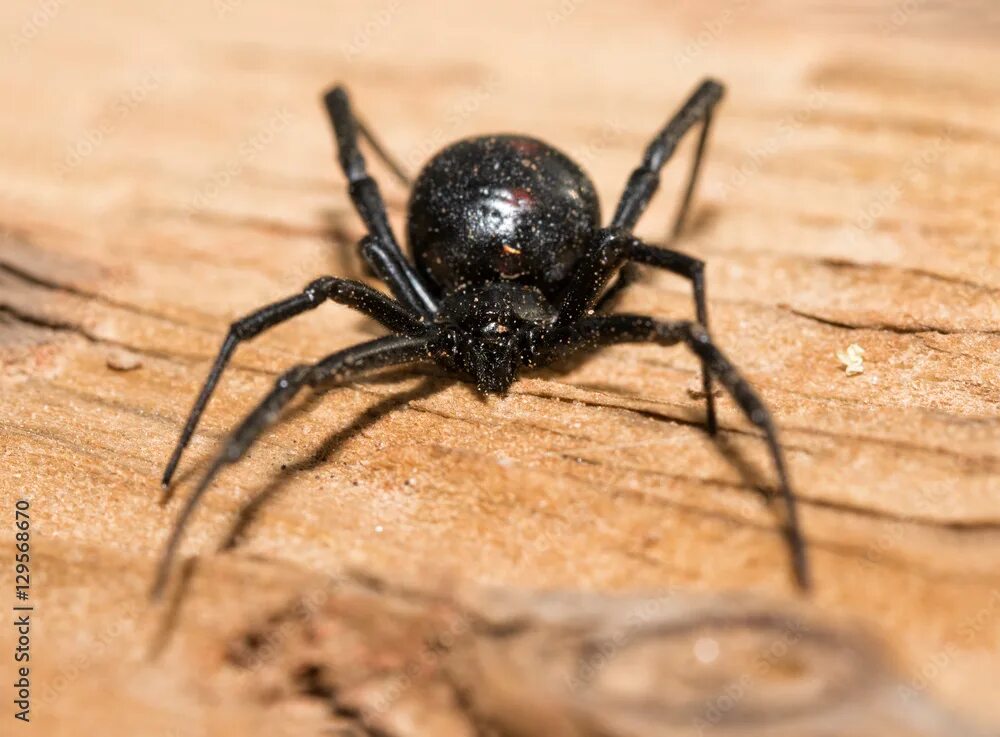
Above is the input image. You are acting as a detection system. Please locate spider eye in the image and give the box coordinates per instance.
[482,321,509,336]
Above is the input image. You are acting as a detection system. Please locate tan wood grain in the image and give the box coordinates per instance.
[1,1,998,734]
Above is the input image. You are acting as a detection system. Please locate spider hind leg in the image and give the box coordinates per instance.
[538,314,810,590]
[152,334,432,599]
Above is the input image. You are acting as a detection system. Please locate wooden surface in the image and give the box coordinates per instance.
[1,1,999,734]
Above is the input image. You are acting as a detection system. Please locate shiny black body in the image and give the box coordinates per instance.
[154,80,811,598]
[408,135,600,296]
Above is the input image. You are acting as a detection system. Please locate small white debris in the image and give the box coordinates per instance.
[694,637,720,664]
[105,347,142,371]
[836,343,866,376]
[374,525,384,534]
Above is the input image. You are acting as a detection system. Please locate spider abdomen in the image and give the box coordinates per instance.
[407,135,600,297]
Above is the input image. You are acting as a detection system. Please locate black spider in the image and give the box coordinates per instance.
[153,79,809,596]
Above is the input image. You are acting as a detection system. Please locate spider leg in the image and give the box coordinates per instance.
[323,85,438,316]
[161,276,424,489]
[557,230,717,434]
[538,314,810,591]
[355,116,412,187]
[152,333,432,599]
[593,262,640,311]
[611,78,724,235]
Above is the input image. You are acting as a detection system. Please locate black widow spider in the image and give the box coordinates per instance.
[152,78,809,596]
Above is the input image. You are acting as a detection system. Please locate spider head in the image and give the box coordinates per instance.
[434,282,556,395]
[458,320,519,394]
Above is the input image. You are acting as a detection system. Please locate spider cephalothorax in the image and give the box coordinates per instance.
[432,281,555,394]
[153,79,810,597]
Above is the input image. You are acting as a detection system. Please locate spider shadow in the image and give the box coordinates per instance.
[709,432,805,576]
[146,556,198,660]
[148,372,447,655]
[545,357,796,566]
[216,372,451,553]
[575,372,781,507]
[158,207,394,504]
[710,430,784,508]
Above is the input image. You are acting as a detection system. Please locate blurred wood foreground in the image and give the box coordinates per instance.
[0,1,998,735]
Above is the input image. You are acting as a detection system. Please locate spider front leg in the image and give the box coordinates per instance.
[161,276,424,488]
[324,85,438,316]
[598,79,723,311]
[612,78,724,235]
[538,314,810,591]
[558,230,717,434]
[152,334,432,598]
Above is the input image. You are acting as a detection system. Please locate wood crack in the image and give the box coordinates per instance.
[0,254,210,332]
[0,304,190,365]
[784,306,1000,336]
[819,258,1000,295]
